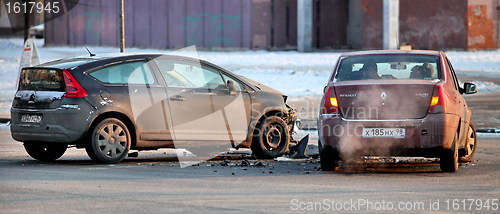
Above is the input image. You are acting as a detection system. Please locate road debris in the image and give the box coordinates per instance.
[289,134,310,159]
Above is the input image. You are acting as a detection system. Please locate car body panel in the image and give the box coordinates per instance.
[318,50,475,158]
[11,54,294,153]
[332,80,437,119]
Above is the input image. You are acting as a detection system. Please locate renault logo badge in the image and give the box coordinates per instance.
[380,92,387,100]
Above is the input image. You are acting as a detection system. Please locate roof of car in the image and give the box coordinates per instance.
[33,53,205,69]
[340,50,441,57]
[28,52,265,92]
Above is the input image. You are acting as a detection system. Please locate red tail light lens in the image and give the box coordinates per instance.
[429,85,445,113]
[63,70,88,98]
[322,86,339,114]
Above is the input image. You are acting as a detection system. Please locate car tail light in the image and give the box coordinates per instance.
[429,85,445,113]
[63,70,88,98]
[322,86,339,114]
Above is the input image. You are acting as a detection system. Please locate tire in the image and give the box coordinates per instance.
[459,123,477,163]
[440,132,459,172]
[251,116,290,159]
[86,118,131,164]
[319,140,341,171]
[24,142,67,162]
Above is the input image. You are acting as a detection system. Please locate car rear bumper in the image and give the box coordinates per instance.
[10,106,93,144]
[318,113,459,157]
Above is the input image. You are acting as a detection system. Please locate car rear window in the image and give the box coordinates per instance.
[19,68,65,91]
[335,55,440,82]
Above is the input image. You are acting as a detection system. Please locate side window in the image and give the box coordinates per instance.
[446,58,459,90]
[90,61,155,85]
[221,73,244,91]
[155,59,226,89]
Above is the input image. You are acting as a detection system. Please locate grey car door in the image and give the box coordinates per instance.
[89,60,173,141]
[153,58,251,143]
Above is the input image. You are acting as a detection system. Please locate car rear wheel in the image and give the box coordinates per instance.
[251,116,289,159]
[86,118,131,164]
[440,132,459,172]
[459,123,477,163]
[24,142,67,161]
[319,140,341,171]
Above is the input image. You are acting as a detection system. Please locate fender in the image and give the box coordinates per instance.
[239,107,291,148]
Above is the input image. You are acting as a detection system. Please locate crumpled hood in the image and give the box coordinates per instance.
[238,76,286,96]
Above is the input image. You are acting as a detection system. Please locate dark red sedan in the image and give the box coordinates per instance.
[318,50,477,172]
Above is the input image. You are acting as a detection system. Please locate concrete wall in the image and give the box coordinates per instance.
[399,0,468,50]
[44,0,498,50]
[349,0,498,50]
[466,0,498,49]
[348,0,469,50]
[251,0,295,48]
[348,0,383,49]
[46,0,253,49]
[314,0,348,49]
[45,0,348,49]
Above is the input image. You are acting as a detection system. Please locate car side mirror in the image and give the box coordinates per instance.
[323,86,328,94]
[464,82,477,94]
[227,80,237,96]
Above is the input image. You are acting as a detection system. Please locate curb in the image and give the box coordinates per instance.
[476,129,500,133]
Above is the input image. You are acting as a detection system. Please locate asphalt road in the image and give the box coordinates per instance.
[0,129,498,213]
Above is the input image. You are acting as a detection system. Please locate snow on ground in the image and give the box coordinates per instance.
[1,38,500,115]
[0,122,10,130]
[446,51,500,78]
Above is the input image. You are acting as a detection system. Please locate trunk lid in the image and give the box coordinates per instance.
[334,80,437,119]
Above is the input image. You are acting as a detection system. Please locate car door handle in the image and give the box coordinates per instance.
[169,95,186,102]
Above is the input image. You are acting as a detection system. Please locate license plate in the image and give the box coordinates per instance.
[21,114,42,123]
[362,128,405,138]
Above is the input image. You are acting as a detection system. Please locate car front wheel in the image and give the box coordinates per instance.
[86,118,131,164]
[251,116,290,159]
[24,142,67,161]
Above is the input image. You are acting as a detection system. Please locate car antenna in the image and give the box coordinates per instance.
[84,44,96,57]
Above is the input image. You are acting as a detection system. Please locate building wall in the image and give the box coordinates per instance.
[314,0,348,49]
[347,0,383,49]
[45,0,348,49]
[349,0,498,50]
[44,0,498,50]
[466,0,498,49]
[399,0,468,50]
[349,0,469,50]
[46,0,254,49]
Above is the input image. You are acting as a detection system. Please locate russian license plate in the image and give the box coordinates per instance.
[362,128,405,138]
[21,114,42,123]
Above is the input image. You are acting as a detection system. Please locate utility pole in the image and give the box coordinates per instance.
[297,0,312,52]
[23,0,30,42]
[119,0,125,53]
[383,0,399,50]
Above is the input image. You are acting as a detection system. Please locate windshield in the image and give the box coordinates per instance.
[335,54,440,82]
[19,68,65,91]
